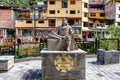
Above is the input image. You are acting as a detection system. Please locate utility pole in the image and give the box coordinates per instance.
[33,7,36,44]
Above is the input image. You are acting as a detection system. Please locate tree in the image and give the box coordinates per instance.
[108,25,120,38]
[0,0,44,7]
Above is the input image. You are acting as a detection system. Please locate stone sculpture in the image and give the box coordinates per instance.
[48,18,78,51]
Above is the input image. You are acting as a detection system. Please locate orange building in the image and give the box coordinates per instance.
[88,0,105,28]
[87,0,106,39]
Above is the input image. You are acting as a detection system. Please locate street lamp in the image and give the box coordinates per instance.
[30,2,47,43]
[33,7,36,44]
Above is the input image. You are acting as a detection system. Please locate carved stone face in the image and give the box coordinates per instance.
[54,54,73,72]
[63,20,68,26]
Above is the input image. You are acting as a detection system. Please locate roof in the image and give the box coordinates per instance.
[0,26,15,29]
[0,6,11,9]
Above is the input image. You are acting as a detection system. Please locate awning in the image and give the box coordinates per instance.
[0,26,15,29]
[71,24,81,28]
[82,27,91,31]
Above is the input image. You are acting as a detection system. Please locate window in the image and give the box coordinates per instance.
[18,29,21,35]
[70,10,75,14]
[78,10,80,13]
[100,13,105,17]
[48,19,56,27]
[90,13,96,16]
[62,0,68,8]
[84,3,88,8]
[49,10,55,14]
[66,10,68,13]
[22,29,32,36]
[26,20,32,23]
[49,1,55,4]
[119,7,120,10]
[35,10,40,19]
[44,11,46,13]
[83,22,88,27]
[30,10,40,19]
[118,22,120,25]
[38,20,44,23]
[57,10,60,13]
[70,1,76,5]
[84,12,88,17]
[118,15,120,18]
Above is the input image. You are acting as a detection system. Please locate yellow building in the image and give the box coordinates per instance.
[15,4,47,42]
[15,0,88,42]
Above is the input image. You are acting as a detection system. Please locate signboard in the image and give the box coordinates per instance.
[54,54,73,72]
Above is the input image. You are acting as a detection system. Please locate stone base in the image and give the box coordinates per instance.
[0,56,14,70]
[97,49,120,65]
[41,48,86,80]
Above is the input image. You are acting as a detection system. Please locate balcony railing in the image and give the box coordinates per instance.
[17,15,44,20]
[89,8,105,12]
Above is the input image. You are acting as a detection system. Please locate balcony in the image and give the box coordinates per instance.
[89,8,104,13]
[89,0,104,5]
[17,14,44,20]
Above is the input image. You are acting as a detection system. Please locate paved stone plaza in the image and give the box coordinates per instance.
[0,57,120,80]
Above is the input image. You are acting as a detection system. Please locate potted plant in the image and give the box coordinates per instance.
[97,30,120,65]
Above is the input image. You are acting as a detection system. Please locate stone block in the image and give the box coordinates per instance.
[47,38,67,51]
[0,56,14,70]
[41,48,86,80]
[97,49,120,65]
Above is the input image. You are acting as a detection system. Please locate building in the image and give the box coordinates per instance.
[46,0,88,41]
[15,2,47,43]
[0,6,15,39]
[89,0,105,28]
[105,0,120,26]
[88,0,106,39]
[15,0,89,42]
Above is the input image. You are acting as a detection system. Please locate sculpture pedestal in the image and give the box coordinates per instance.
[41,48,86,80]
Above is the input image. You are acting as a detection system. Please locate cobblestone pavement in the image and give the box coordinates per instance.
[0,58,120,80]
[86,58,120,80]
[0,60,42,80]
